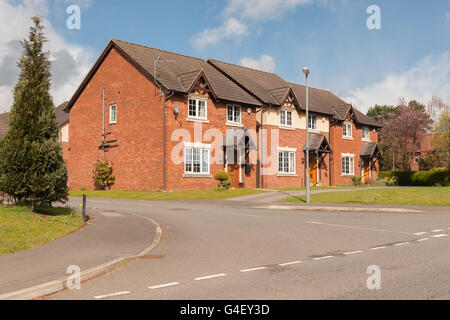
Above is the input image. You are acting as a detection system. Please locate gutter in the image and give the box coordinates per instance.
[163,90,175,192]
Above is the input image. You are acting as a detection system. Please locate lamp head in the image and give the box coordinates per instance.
[302,67,309,76]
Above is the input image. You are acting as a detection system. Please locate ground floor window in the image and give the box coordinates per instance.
[185,147,210,174]
[279,151,296,174]
[414,152,420,163]
[341,156,354,175]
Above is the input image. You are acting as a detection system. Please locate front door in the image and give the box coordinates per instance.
[309,154,318,186]
[227,149,240,188]
[363,159,370,183]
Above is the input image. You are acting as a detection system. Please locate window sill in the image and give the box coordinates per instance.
[362,138,371,142]
[226,122,243,127]
[187,118,209,124]
[279,125,295,131]
[278,173,298,177]
[183,174,212,178]
[308,129,319,133]
[343,136,354,140]
[341,174,354,177]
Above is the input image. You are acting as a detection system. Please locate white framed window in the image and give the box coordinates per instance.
[109,104,117,124]
[362,127,370,141]
[343,122,352,138]
[185,147,210,174]
[308,115,317,130]
[414,152,420,164]
[341,155,354,176]
[278,151,296,174]
[227,105,241,124]
[188,98,207,120]
[280,110,293,127]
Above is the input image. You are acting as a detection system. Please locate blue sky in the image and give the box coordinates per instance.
[0,0,449,112]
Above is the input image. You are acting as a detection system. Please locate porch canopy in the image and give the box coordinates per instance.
[303,134,332,154]
[360,143,382,159]
[223,128,257,150]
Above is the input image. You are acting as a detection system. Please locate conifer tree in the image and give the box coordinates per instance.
[0,16,68,210]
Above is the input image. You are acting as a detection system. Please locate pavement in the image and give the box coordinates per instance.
[46,196,450,300]
[0,205,159,299]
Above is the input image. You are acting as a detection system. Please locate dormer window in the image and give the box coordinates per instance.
[280,110,293,127]
[308,115,317,131]
[343,122,352,138]
[188,98,207,120]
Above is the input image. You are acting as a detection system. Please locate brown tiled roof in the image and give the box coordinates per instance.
[111,40,260,106]
[289,83,344,116]
[0,102,68,140]
[360,142,382,158]
[331,105,381,128]
[303,134,332,153]
[353,108,381,128]
[208,59,288,105]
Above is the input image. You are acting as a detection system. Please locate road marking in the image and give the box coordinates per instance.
[194,274,227,281]
[414,232,428,235]
[344,250,363,255]
[431,229,444,232]
[240,267,268,273]
[394,242,410,246]
[306,221,414,235]
[417,238,430,242]
[279,261,302,266]
[313,256,334,260]
[371,246,387,250]
[432,234,448,238]
[148,282,180,290]
[94,291,131,299]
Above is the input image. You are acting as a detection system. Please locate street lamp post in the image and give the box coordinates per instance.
[303,67,310,204]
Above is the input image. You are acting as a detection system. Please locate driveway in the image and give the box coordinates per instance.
[52,197,450,300]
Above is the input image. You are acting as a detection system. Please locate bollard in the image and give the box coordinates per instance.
[82,194,87,222]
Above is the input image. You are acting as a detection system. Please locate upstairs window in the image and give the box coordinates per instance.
[308,115,317,130]
[362,127,370,141]
[280,110,293,127]
[109,105,117,124]
[414,152,420,164]
[188,98,207,119]
[343,122,352,138]
[227,105,241,124]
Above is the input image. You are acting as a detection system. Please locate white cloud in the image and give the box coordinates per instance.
[343,52,450,113]
[225,0,310,21]
[0,0,94,113]
[193,0,313,49]
[447,12,450,20]
[240,55,276,72]
[193,18,248,49]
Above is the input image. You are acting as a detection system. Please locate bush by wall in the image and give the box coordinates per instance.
[379,169,450,186]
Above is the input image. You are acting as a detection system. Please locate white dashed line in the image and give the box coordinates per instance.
[194,274,227,281]
[240,267,268,273]
[313,256,334,260]
[371,246,387,250]
[394,242,410,246]
[344,250,363,255]
[94,291,131,299]
[432,234,448,238]
[148,282,180,290]
[279,261,302,266]
[417,238,430,242]
[431,229,444,232]
[414,232,427,235]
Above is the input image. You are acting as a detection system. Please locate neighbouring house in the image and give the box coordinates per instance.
[64,39,381,191]
[408,132,435,171]
[0,102,70,161]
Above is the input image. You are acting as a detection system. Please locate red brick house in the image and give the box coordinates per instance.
[64,39,381,191]
[408,132,435,171]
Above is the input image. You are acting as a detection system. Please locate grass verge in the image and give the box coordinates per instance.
[0,206,83,256]
[69,188,267,201]
[284,187,450,206]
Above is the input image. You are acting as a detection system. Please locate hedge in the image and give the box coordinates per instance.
[379,169,450,186]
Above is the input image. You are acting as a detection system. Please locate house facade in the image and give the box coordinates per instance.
[64,39,381,191]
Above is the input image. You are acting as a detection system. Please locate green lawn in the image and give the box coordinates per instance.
[274,185,378,192]
[284,187,450,206]
[0,206,83,256]
[69,188,267,201]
